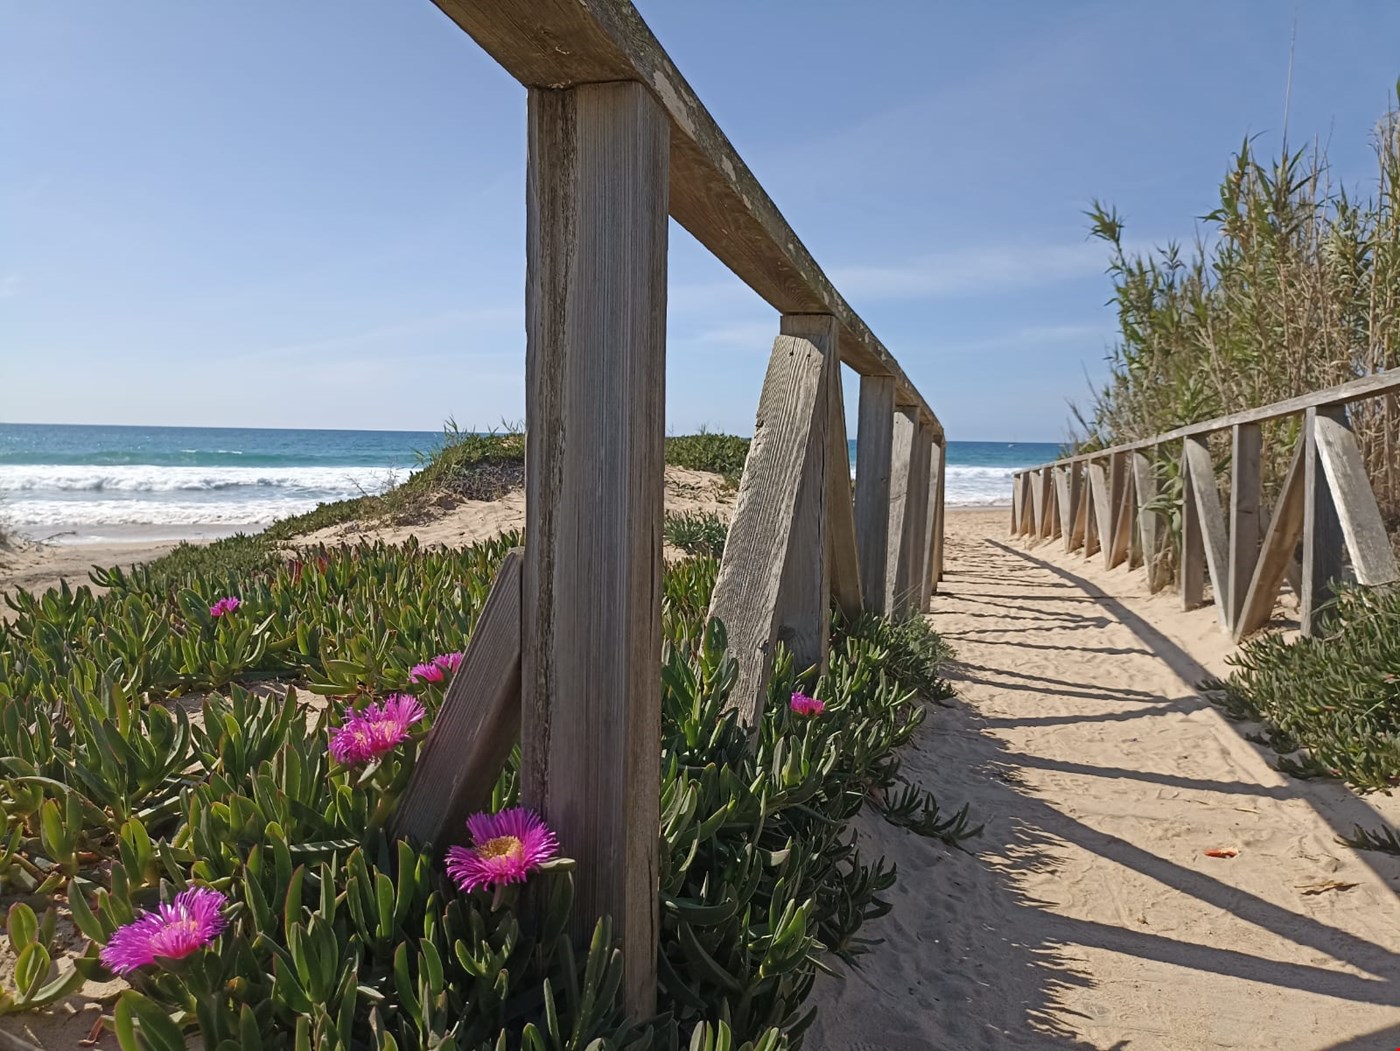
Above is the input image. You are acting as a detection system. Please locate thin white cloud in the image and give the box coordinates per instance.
[831,243,1109,302]
[0,274,21,299]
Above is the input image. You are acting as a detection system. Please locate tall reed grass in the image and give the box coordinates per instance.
[1074,86,1400,521]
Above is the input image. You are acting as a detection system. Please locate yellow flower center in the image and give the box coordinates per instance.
[478,835,525,861]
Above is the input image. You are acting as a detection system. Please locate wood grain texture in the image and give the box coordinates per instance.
[901,421,935,613]
[1301,407,1346,635]
[1234,436,1306,641]
[1108,454,1134,569]
[392,550,523,850]
[855,377,896,611]
[710,333,827,722]
[776,314,838,670]
[1124,465,1142,568]
[1313,409,1399,587]
[885,408,919,615]
[792,317,862,621]
[428,0,940,430]
[1068,463,1086,552]
[1180,445,1205,611]
[1011,472,1023,536]
[522,81,666,1016]
[1228,423,1262,631]
[1086,462,1111,560]
[1132,451,1163,592]
[1054,466,1073,545]
[1021,472,1037,535]
[932,441,946,589]
[1105,454,1127,568]
[922,441,945,608]
[1182,437,1230,628]
[1031,468,1047,541]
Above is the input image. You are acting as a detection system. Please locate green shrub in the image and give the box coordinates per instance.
[665,432,750,486]
[664,512,729,559]
[0,531,965,1047]
[1220,585,1400,791]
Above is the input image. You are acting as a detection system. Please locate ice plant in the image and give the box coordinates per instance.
[99,887,228,975]
[790,691,825,717]
[446,807,558,894]
[433,651,464,675]
[408,660,442,685]
[209,596,241,618]
[329,694,426,766]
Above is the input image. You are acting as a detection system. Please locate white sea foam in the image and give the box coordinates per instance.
[944,465,1017,506]
[0,464,414,495]
[846,464,1016,507]
[0,464,415,527]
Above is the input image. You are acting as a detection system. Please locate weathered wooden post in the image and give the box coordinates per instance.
[1131,450,1161,590]
[709,323,831,723]
[1303,403,1399,633]
[1228,423,1262,632]
[856,377,897,610]
[884,407,919,613]
[522,79,667,1016]
[1181,436,1229,627]
[1300,406,1344,635]
[898,419,935,613]
[921,438,944,609]
[931,439,947,591]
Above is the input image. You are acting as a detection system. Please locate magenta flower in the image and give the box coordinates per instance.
[445,807,559,894]
[328,694,425,766]
[99,887,228,975]
[209,596,241,618]
[790,691,825,717]
[433,651,464,675]
[409,662,445,685]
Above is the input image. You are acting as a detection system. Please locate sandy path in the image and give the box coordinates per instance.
[808,509,1400,1051]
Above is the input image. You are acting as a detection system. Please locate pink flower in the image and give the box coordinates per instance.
[432,651,464,675]
[99,887,228,975]
[409,662,445,685]
[445,807,559,894]
[209,596,241,618]
[328,694,425,766]
[790,691,825,717]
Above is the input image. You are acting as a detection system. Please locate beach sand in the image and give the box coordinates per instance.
[806,508,1400,1050]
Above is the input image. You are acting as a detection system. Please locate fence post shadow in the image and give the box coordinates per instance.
[988,536,1400,898]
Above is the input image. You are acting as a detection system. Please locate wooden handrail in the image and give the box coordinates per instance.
[1015,368,1400,474]
[1010,371,1400,644]
[428,0,942,437]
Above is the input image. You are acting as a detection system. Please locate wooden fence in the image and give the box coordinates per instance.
[1010,370,1400,642]
[389,0,947,1018]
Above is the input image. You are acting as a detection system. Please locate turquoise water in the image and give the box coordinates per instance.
[0,423,1059,539]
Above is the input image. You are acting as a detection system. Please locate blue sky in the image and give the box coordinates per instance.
[4,2,1399,441]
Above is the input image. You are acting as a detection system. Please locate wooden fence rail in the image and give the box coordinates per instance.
[1011,370,1400,643]
[386,0,947,1018]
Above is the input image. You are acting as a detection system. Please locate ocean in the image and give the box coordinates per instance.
[0,423,1061,544]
